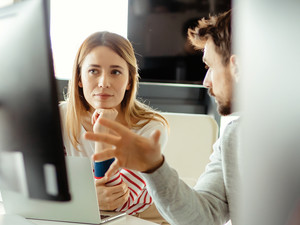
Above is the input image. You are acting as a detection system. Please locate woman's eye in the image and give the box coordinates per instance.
[111,70,121,75]
[88,69,98,75]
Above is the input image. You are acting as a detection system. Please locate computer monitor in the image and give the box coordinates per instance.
[0,0,70,201]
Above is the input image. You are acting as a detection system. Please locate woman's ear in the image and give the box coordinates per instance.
[230,55,239,82]
[78,80,83,88]
[126,78,131,90]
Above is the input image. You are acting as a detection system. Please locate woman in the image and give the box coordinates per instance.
[59,31,168,223]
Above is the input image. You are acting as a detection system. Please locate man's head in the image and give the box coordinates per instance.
[188,10,238,116]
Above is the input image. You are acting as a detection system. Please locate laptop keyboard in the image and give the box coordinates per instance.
[100,214,110,220]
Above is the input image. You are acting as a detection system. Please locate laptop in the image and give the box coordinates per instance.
[1,156,126,224]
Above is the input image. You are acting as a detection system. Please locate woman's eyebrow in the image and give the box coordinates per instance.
[87,64,101,68]
[110,65,124,70]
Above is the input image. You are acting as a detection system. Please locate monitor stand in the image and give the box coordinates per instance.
[0,214,36,225]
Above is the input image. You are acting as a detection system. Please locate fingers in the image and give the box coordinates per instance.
[112,187,129,208]
[95,109,118,120]
[98,181,127,195]
[150,129,161,145]
[96,181,129,210]
[104,159,121,178]
[92,110,101,125]
[84,132,119,146]
[105,183,129,210]
[95,176,109,185]
[92,149,116,162]
[97,118,130,136]
[100,190,128,210]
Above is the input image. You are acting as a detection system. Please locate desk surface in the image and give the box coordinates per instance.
[0,201,157,225]
[28,215,156,225]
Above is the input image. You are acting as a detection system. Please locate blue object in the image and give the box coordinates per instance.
[94,159,115,179]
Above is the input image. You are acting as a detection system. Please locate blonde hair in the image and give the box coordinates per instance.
[65,31,168,150]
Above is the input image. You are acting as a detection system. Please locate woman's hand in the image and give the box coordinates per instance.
[95,177,129,210]
[85,118,164,175]
[92,108,118,133]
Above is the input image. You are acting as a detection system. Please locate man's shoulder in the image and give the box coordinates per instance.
[227,117,240,128]
[221,116,240,142]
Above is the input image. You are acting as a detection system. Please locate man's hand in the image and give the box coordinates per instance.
[95,178,129,210]
[84,118,164,175]
[92,109,118,154]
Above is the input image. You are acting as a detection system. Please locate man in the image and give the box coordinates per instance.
[85,10,240,225]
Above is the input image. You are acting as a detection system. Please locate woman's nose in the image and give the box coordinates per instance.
[98,73,110,88]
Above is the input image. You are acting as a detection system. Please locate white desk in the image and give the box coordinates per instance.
[29,215,156,225]
[0,201,157,225]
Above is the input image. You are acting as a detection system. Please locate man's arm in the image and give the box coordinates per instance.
[84,118,231,224]
[141,140,229,225]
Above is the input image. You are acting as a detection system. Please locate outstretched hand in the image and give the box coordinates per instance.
[84,117,164,176]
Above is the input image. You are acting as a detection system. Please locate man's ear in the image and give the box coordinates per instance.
[230,55,239,82]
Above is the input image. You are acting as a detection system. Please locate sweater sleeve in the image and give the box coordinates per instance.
[113,169,153,215]
[140,121,240,225]
[141,144,229,225]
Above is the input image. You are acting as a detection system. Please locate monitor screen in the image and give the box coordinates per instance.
[0,0,70,201]
[127,0,231,85]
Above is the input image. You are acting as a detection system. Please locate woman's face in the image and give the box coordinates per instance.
[79,46,130,112]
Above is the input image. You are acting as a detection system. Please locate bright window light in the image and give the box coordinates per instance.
[50,0,128,80]
[0,0,13,8]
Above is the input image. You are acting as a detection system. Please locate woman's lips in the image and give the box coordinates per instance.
[94,93,112,99]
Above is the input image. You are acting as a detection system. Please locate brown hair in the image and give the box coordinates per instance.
[188,10,232,65]
[65,31,168,150]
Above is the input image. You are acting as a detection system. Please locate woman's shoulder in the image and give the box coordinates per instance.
[135,119,169,150]
[59,101,67,111]
[58,101,68,127]
[58,101,67,116]
[136,119,166,131]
